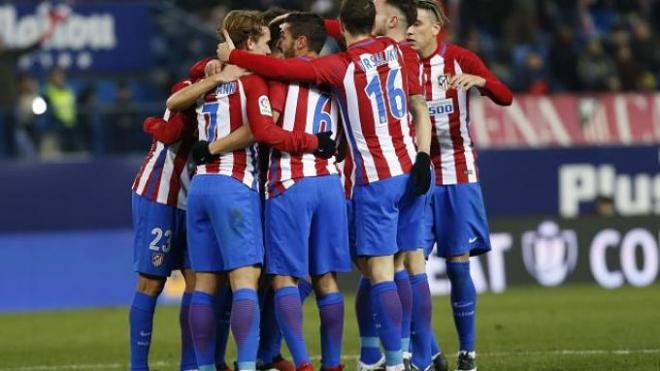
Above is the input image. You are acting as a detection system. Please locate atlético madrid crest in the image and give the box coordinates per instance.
[438,74,450,91]
[152,252,165,267]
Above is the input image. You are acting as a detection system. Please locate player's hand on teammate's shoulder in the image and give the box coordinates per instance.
[204,59,223,78]
[449,73,486,91]
[216,29,236,63]
[214,64,249,84]
[314,132,336,159]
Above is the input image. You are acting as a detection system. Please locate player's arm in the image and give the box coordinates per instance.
[143,109,195,145]
[226,50,319,83]
[245,77,327,154]
[409,95,431,154]
[324,19,345,46]
[166,64,247,111]
[452,49,513,106]
[203,78,289,155]
[218,31,344,86]
[208,125,255,154]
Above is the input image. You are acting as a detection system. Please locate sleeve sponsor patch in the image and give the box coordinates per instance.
[258,95,273,116]
[427,98,454,116]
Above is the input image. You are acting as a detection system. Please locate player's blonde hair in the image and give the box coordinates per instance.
[221,10,267,49]
[415,0,449,27]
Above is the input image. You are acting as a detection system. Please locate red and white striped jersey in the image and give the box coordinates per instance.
[266,80,340,198]
[228,36,418,186]
[317,37,417,185]
[336,148,355,200]
[421,43,513,185]
[195,75,261,189]
[132,108,196,210]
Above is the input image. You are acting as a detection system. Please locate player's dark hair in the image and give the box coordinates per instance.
[339,0,375,36]
[263,7,290,50]
[282,12,327,54]
[222,10,267,49]
[385,0,418,28]
[261,6,288,24]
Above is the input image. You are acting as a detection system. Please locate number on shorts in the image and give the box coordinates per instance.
[149,228,173,252]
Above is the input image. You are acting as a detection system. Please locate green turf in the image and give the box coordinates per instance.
[1,284,659,370]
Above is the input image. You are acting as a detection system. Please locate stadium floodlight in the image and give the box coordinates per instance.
[31,96,47,115]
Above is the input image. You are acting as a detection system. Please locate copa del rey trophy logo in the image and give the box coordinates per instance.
[522,221,578,287]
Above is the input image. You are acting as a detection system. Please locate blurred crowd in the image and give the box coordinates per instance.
[180,0,659,94]
[0,0,657,160]
[453,0,659,94]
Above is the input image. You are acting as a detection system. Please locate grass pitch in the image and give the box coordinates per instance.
[1,284,659,370]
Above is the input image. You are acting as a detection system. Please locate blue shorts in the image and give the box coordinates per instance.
[429,182,491,258]
[132,192,188,277]
[265,176,351,278]
[187,175,264,272]
[347,198,357,259]
[353,173,427,257]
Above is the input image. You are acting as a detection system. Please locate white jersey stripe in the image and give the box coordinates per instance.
[343,62,379,183]
[453,62,478,183]
[155,142,179,204]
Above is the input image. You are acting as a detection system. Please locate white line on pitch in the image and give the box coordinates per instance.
[2,349,659,370]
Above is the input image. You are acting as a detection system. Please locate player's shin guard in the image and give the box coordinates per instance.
[355,277,382,365]
[274,286,309,367]
[317,292,344,368]
[215,285,233,369]
[446,261,476,352]
[394,270,412,355]
[410,273,432,370]
[129,292,158,371]
[179,292,197,371]
[232,289,260,371]
[189,291,217,371]
[370,281,403,368]
[258,287,282,365]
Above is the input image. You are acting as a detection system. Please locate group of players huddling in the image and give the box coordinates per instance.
[128,1,513,371]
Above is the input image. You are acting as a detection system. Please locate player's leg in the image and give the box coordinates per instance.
[419,185,448,371]
[129,192,181,371]
[265,178,316,370]
[180,268,197,371]
[355,176,407,371]
[445,253,476,371]
[212,176,264,371]
[190,272,221,371]
[257,277,296,371]
[354,267,384,369]
[272,275,310,369]
[398,178,433,371]
[185,175,225,370]
[130,274,165,371]
[366,256,402,371]
[435,184,491,371]
[351,193,384,370]
[429,333,448,371]
[309,175,351,371]
[228,266,262,371]
[215,275,233,371]
[393,254,412,365]
[257,283,284,370]
[404,250,433,371]
[312,273,345,371]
